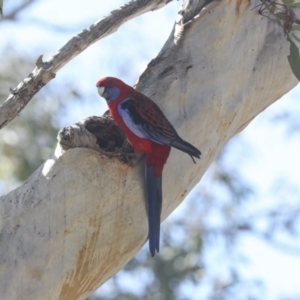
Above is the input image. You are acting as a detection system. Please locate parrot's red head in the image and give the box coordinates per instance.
[96,77,129,103]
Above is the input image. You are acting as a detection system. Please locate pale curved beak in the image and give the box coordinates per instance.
[97,86,105,97]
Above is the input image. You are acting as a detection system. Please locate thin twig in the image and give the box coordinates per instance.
[0,0,173,130]
[0,0,36,21]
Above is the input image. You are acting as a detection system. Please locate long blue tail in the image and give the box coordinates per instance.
[145,166,162,257]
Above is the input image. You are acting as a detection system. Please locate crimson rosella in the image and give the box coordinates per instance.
[96,77,201,256]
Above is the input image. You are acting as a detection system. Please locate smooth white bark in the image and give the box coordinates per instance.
[0,0,297,299]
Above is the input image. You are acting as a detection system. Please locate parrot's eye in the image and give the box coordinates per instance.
[98,86,105,97]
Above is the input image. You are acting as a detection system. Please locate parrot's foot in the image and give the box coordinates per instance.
[100,150,144,167]
[121,152,145,167]
[120,152,138,158]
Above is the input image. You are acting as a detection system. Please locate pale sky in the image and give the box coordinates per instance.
[1,0,300,299]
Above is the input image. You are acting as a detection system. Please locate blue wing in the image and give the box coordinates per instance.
[118,93,201,159]
[118,96,176,144]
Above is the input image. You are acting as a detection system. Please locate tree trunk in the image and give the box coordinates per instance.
[0,0,297,299]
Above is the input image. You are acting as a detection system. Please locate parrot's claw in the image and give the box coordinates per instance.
[121,151,144,167]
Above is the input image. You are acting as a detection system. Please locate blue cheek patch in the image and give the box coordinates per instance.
[106,87,120,102]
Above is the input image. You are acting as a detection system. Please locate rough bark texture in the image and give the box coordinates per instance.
[0,0,298,299]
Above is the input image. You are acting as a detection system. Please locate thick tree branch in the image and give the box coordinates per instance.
[0,0,173,130]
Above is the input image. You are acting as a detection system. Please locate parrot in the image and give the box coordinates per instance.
[96,77,201,256]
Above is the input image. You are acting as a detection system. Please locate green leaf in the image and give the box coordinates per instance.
[262,0,277,12]
[292,33,300,43]
[287,38,300,80]
[282,0,295,7]
[275,12,286,20]
[289,2,300,8]
[0,0,3,17]
[263,0,276,12]
[292,25,300,32]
